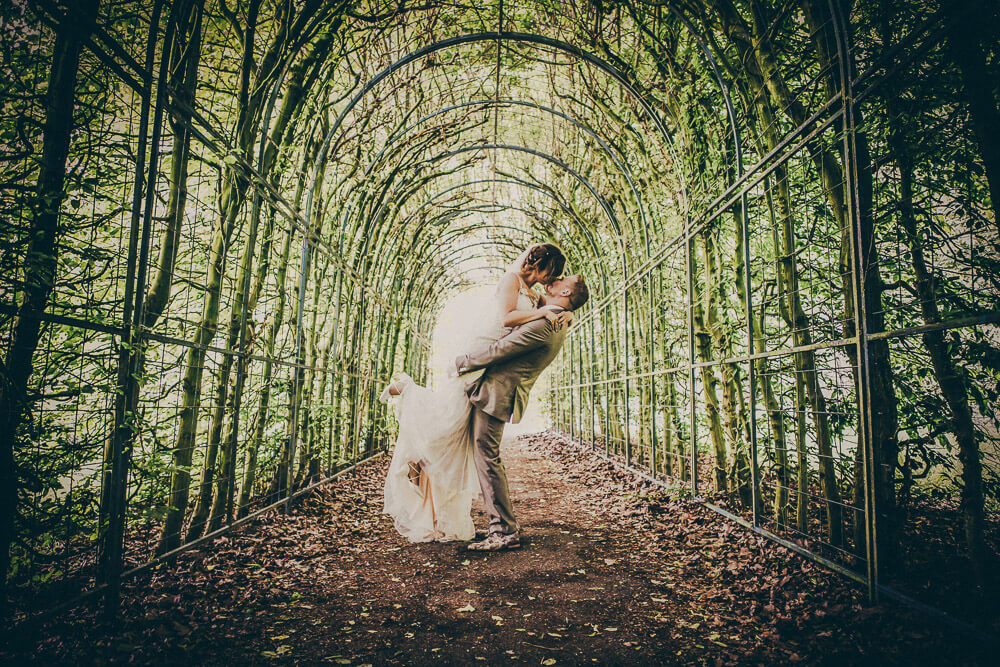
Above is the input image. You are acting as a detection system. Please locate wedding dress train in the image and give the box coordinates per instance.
[381,287,539,542]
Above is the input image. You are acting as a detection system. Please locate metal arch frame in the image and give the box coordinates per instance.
[341,140,627,257]
[435,239,525,269]
[329,139,638,468]
[306,30,682,194]
[405,176,604,246]
[432,143,625,238]
[339,148,623,352]
[297,30,736,487]
[353,98,655,238]
[442,196,611,292]
[325,157,606,347]
[335,142,629,296]
[302,30,703,275]
[355,173,610,281]
[300,18,751,265]
[398,214,536,266]
[378,209,600,307]
[378,203,612,336]
[364,177,613,293]
[337,124,643,300]
[396,206,599,289]
[327,124,655,471]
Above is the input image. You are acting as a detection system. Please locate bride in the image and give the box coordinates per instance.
[380,243,572,542]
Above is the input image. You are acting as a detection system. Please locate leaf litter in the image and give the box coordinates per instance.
[1,430,987,664]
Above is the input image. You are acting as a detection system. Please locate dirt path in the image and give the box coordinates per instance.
[3,432,985,665]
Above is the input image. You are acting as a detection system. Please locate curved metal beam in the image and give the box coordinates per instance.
[369,177,609,284]
[357,99,652,236]
[304,31,689,265]
[338,143,627,294]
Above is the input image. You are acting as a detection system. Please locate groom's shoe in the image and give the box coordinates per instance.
[468,531,521,551]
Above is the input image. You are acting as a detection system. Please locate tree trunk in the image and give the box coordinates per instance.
[943,0,1000,236]
[207,196,276,532]
[700,225,752,506]
[153,0,264,556]
[237,211,292,517]
[692,235,728,493]
[798,0,900,563]
[97,0,204,554]
[142,0,204,329]
[0,0,98,599]
[890,121,991,586]
[728,196,759,514]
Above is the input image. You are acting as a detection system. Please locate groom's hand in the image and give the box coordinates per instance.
[453,355,467,377]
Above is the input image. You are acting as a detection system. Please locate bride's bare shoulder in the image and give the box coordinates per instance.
[496,271,519,293]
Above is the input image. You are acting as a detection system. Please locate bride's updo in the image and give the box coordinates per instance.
[521,243,566,280]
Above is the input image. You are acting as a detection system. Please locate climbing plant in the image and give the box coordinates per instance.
[0,0,997,630]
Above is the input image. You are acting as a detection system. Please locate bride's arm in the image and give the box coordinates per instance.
[498,272,549,327]
[535,293,574,328]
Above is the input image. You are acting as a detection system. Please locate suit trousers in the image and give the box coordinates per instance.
[470,406,519,535]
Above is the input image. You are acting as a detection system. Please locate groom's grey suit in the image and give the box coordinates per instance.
[455,309,569,536]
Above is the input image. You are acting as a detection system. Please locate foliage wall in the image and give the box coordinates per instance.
[0,0,997,627]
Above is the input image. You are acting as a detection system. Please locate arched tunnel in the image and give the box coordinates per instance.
[1,0,999,660]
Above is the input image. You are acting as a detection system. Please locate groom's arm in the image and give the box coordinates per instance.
[455,318,554,375]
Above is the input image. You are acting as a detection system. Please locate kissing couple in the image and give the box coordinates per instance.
[380,243,589,551]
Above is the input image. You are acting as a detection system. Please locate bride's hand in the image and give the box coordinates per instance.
[543,309,574,331]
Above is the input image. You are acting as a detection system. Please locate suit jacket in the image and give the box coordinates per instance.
[455,311,568,423]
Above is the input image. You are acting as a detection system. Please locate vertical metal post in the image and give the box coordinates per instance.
[742,190,760,527]
[224,187,262,525]
[589,318,596,449]
[569,335,576,442]
[623,287,631,464]
[828,0,878,601]
[648,272,658,479]
[105,0,167,618]
[686,229,698,495]
[286,228,311,510]
[328,272,344,475]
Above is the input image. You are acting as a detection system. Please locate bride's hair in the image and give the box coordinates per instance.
[521,243,565,279]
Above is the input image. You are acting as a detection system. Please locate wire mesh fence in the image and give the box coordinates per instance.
[548,0,1000,633]
[1,0,997,640]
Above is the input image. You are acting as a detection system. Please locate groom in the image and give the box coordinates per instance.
[455,274,590,551]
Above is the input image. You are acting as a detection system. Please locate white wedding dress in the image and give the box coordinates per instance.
[381,285,540,542]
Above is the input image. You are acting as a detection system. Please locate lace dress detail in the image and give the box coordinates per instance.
[518,286,540,308]
[382,287,537,542]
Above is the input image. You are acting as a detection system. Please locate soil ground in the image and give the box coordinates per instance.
[2,431,991,665]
